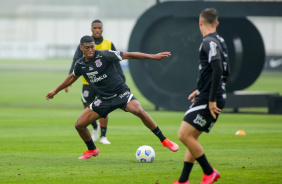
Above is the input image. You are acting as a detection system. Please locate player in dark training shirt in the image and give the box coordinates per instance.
[46,35,179,159]
[173,8,229,184]
[66,20,123,144]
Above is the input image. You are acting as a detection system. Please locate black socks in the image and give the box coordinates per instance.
[151,126,166,142]
[178,154,212,183]
[196,154,213,175]
[91,121,98,129]
[85,139,96,150]
[178,162,194,182]
[101,127,107,137]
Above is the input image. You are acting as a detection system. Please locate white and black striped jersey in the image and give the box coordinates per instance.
[196,32,229,102]
[73,50,129,97]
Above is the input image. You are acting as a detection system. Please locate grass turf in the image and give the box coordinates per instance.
[0,59,281,184]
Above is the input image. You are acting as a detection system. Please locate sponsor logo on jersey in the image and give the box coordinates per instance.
[95,59,102,67]
[89,66,94,71]
[86,71,98,83]
[193,114,206,127]
[86,71,107,83]
[94,99,102,106]
[93,74,107,82]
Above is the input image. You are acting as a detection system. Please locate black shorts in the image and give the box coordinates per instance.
[183,100,225,133]
[81,85,97,103]
[88,89,137,118]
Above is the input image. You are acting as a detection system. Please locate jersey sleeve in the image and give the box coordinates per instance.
[69,44,83,75]
[204,38,224,101]
[72,60,83,77]
[202,38,221,63]
[111,43,116,51]
[102,50,123,62]
[209,60,223,101]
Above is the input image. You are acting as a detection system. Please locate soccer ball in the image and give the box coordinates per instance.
[135,145,155,163]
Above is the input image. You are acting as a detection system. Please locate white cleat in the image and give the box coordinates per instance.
[91,122,100,142]
[100,136,111,144]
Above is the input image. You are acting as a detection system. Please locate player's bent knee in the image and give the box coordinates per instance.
[178,131,185,142]
[74,123,80,130]
[132,108,146,118]
[74,121,84,130]
[178,129,193,143]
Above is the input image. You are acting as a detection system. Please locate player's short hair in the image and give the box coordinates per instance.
[200,8,218,25]
[80,35,94,46]
[91,19,103,26]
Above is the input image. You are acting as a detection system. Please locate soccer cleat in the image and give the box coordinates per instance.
[200,168,220,184]
[161,138,179,152]
[78,148,99,159]
[173,180,189,184]
[100,136,111,144]
[91,122,100,142]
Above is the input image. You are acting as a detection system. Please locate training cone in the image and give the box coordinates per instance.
[235,130,246,135]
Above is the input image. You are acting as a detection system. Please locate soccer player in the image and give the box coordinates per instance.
[46,35,179,159]
[66,20,124,144]
[173,8,230,184]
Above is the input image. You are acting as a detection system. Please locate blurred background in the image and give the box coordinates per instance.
[0,0,156,59]
[1,0,282,61]
[0,0,282,113]
[0,2,281,183]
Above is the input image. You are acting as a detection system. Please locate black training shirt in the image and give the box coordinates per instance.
[196,32,228,102]
[73,50,128,97]
[69,36,125,82]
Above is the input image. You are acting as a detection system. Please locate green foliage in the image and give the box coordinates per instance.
[0,59,281,184]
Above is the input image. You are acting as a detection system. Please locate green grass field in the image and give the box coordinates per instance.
[0,59,281,184]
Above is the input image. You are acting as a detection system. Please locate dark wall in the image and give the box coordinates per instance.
[128,1,282,111]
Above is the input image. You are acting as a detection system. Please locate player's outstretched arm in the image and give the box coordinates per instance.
[122,52,171,61]
[46,74,79,101]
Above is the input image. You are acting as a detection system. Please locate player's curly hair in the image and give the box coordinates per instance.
[92,19,103,26]
[80,35,94,46]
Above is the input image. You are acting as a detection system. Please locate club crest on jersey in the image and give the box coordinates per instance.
[94,99,102,106]
[95,59,102,67]
[83,90,89,97]
[193,114,206,127]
